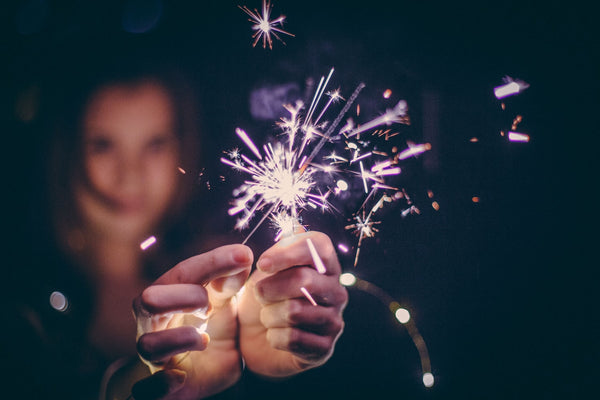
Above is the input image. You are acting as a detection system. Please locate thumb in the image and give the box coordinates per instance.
[206,268,250,307]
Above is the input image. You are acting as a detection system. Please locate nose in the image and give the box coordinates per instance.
[115,152,144,193]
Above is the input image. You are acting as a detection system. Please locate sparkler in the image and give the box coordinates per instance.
[222,68,415,247]
[223,68,358,243]
[239,0,295,49]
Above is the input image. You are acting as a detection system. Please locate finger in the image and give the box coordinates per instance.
[266,327,336,362]
[137,325,209,364]
[154,244,253,286]
[254,266,348,308]
[140,284,209,315]
[207,267,250,305]
[260,299,344,336]
[256,231,341,276]
[131,369,186,400]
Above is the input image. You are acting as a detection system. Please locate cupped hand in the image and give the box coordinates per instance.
[237,231,348,378]
[131,244,253,399]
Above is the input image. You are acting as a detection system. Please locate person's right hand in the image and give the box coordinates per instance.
[131,244,253,400]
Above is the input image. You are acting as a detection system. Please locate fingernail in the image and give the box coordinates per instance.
[234,246,252,263]
[256,256,271,271]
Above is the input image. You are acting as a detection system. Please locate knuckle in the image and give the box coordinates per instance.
[136,334,154,360]
[171,265,189,284]
[286,329,304,351]
[286,300,304,324]
[330,316,344,335]
[140,287,159,310]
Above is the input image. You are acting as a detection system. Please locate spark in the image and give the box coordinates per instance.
[324,150,348,164]
[306,238,327,274]
[396,142,431,160]
[401,205,420,218]
[508,131,530,142]
[337,243,349,253]
[344,100,409,138]
[236,127,262,160]
[300,287,318,306]
[226,147,242,160]
[140,236,157,250]
[493,76,529,99]
[345,207,381,267]
[239,0,295,49]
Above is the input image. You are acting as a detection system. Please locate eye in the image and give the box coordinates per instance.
[86,136,113,155]
[146,135,174,153]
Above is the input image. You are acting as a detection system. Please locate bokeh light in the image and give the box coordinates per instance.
[423,372,435,387]
[339,272,357,287]
[49,291,69,312]
[395,307,411,324]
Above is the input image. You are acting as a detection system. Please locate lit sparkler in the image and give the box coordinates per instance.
[222,68,416,267]
[239,0,295,49]
[222,69,358,243]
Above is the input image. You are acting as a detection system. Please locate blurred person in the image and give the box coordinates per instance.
[4,48,347,400]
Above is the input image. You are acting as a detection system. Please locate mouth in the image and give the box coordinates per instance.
[109,197,145,213]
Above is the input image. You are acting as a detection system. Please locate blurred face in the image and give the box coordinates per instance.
[77,81,180,240]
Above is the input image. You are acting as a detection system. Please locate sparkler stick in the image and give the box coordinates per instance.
[300,82,366,174]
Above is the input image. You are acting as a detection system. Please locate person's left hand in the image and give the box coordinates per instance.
[131,244,253,399]
[237,231,348,378]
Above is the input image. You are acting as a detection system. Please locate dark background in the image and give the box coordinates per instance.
[2,0,596,398]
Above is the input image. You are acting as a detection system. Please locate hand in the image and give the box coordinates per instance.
[131,244,253,399]
[237,231,348,378]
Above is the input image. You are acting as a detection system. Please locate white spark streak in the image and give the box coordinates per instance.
[236,127,263,160]
[337,243,349,253]
[494,76,529,99]
[300,287,318,306]
[508,131,530,142]
[397,142,431,160]
[306,238,327,274]
[345,100,408,138]
[140,236,157,250]
[375,167,401,176]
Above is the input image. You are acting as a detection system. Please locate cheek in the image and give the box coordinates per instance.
[146,154,180,206]
[85,155,116,195]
